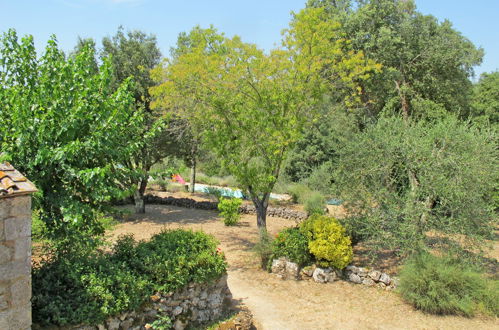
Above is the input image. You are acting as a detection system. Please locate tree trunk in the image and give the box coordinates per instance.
[395,80,410,121]
[189,156,196,193]
[134,172,149,214]
[252,192,270,232]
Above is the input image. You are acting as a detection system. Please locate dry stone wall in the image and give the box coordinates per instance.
[139,195,308,221]
[271,258,398,290]
[39,275,233,330]
[0,195,32,330]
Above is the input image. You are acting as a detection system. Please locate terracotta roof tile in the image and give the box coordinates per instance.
[0,163,37,198]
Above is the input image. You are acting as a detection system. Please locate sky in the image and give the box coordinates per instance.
[0,0,497,78]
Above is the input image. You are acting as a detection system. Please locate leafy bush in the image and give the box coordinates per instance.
[303,191,326,215]
[270,227,313,267]
[217,197,242,226]
[300,214,353,269]
[287,184,311,203]
[252,229,274,270]
[33,229,226,326]
[399,253,499,317]
[335,115,498,254]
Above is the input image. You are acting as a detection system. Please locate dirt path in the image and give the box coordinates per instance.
[109,204,498,330]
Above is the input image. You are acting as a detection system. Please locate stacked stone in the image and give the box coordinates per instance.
[344,265,397,290]
[239,204,307,221]
[58,275,232,330]
[0,195,32,330]
[271,258,398,290]
[138,195,309,221]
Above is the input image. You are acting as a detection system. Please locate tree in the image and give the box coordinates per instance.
[471,71,499,125]
[334,115,498,255]
[70,37,99,74]
[151,8,378,233]
[0,30,145,245]
[307,0,483,121]
[101,26,164,213]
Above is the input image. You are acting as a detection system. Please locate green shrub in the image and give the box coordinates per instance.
[303,191,326,215]
[217,197,242,226]
[33,230,226,326]
[399,253,499,317]
[300,214,353,269]
[252,229,274,270]
[287,183,311,204]
[270,227,313,267]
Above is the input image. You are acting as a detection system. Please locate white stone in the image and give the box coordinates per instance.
[345,265,358,273]
[312,267,335,283]
[348,273,362,284]
[368,270,381,281]
[379,273,391,285]
[172,306,183,316]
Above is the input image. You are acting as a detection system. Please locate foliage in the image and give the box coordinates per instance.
[101,26,168,213]
[334,115,498,254]
[303,191,326,215]
[0,29,144,244]
[398,253,499,317]
[270,227,313,268]
[471,71,499,124]
[300,214,353,269]
[287,184,312,204]
[217,197,242,226]
[252,229,275,269]
[151,8,378,230]
[309,0,483,120]
[150,314,173,330]
[32,229,226,326]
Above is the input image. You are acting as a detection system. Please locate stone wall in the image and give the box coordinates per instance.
[135,195,308,221]
[271,258,398,290]
[0,195,32,330]
[40,274,233,330]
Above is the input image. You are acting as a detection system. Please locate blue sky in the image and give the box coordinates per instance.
[1,0,497,77]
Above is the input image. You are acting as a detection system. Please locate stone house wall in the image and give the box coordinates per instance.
[0,195,33,330]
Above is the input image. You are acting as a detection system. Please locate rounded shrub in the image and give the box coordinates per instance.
[303,191,326,215]
[300,214,353,269]
[217,197,242,226]
[270,227,313,267]
[398,253,499,317]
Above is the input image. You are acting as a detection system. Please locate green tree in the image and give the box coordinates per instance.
[70,37,99,74]
[307,0,483,121]
[0,30,145,244]
[101,26,164,213]
[471,71,499,125]
[151,8,378,232]
[334,115,498,255]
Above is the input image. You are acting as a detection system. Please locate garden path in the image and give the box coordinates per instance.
[109,204,498,330]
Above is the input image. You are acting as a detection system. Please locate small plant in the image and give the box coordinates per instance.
[300,214,353,269]
[252,229,274,270]
[270,227,313,267]
[204,186,224,201]
[398,252,499,317]
[287,183,311,204]
[150,314,173,329]
[303,191,326,215]
[217,197,242,226]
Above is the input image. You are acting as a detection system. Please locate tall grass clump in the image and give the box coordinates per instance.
[398,253,499,317]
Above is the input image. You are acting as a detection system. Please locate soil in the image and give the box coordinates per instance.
[108,200,498,330]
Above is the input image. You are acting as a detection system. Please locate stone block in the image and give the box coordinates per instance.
[0,260,30,281]
[0,243,13,265]
[312,267,335,283]
[4,216,31,241]
[362,278,375,286]
[0,198,12,219]
[348,273,362,284]
[10,276,31,307]
[368,270,381,281]
[285,261,300,280]
[271,258,286,274]
[13,237,31,261]
[2,304,31,330]
[8,196,32,218]
[379,273,391,285]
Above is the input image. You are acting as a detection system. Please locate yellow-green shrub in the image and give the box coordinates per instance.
[300,214,353,269]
